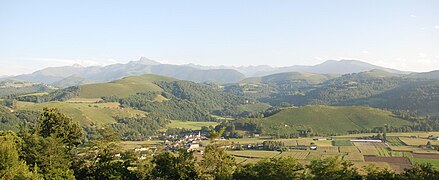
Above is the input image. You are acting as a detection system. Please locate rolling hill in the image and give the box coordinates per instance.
[17,101,147,126]
[408,70,439,79]
[78,74,176,98]
[235,105,412,135]
[348,80,439,115]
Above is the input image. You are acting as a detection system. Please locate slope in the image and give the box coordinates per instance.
[235,105,411,135]
[349,80,439,115]
[78,74,176,98]
[18,101,147,126]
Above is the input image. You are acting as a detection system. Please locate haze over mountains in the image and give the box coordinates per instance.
[2,57,436,87]
[186,59,408,77]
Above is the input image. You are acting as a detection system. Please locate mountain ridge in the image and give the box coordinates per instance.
[1,58,423,87]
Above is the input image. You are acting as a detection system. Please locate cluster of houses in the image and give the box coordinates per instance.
[164,132,208,153]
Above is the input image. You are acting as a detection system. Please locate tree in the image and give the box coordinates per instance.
[21,133,75,180]
[363,164,397,180]
[307,156,362,180]
[151,149,200,180]
[0,131,40,179]
[72,127,135,179]
[400,163,439,180]
[38,137,75,179]
[201,144,236,180]
[35,107,83,148]
[207,127,226,140]
[233,157,305,180]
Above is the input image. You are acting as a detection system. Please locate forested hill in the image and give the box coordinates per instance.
[347,80,439,115]
[228,70,439,116]
[14,74,265,122]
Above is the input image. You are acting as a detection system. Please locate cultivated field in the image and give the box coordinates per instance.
[223,132,439,171]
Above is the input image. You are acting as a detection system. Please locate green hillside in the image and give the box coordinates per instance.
[18,101,147,126]
[0,80,53,97]
[78,74,176,98]
[350,80,439,115]
[236,105,411,135]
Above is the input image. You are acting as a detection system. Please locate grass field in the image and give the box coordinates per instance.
[119,140,163,150]
[297,139,315,146]
[278,151,309,159]
[316,146,339,153]
[228,138,271,144]
[228,150,280,159]
[167,120,219,130]
[16,101,35,108]
[411,158,439,167]
[357,146,379,156]
[339,146,360,153]
[19,101,147,126]
[237,103,271,114]
[239,106,412,135]
[399,137,439,146]
[78,74,176,98]
[375,146,391,157]
[66,98,103,103]
[314,140,333,146]
[343,153,364,161]
[387,136,406,146]
[333,140,354,146]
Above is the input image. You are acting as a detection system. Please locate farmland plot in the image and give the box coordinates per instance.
[357,146,379,156]
[297,139,315,146]
[343,153,364,162]
[339,146,360,153]
[279,151,310,160]
[228,150,280,159]
[316,146,339,153]
[386,136,406,146]
[332,140,353,146]
[306,151,342,160]
[399,137,439,146]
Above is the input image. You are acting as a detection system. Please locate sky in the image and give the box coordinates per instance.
[1,0,439,75]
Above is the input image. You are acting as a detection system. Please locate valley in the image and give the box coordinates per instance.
[1,62,439,178]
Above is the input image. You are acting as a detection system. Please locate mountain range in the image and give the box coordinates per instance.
[185,59,408,77]
[0,57,425,87]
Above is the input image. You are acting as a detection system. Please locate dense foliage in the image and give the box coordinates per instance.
[118,81,255,121]
[16,86,80,103]
[226,70,439,116]
[0,106,39,132]
[111,116,169,141]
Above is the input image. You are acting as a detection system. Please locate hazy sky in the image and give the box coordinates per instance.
[1,0,439,75]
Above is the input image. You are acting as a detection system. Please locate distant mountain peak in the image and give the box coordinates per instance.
[72,63,84,68]
[133,57,161,65]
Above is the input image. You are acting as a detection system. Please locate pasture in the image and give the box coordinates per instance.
[167,120,219,130]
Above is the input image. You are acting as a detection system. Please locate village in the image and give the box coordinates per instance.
[126,131,439,172]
